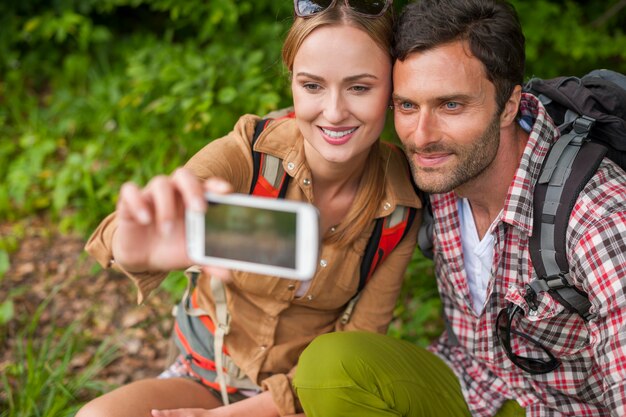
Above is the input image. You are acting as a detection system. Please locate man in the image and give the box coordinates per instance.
[292,0,626,416]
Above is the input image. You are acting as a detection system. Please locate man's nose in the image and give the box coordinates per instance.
[406,110,439,149]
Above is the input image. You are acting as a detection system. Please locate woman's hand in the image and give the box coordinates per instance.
[152,411,305,417]
[111,168,232,274]
[151,409,212,417]
[150,391,305,417]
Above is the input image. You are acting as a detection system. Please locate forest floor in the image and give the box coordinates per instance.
[0,216,175,395]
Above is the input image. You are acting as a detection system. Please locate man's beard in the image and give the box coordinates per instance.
[405,114,501,194]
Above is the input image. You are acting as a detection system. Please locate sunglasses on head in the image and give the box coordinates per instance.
[294,0,392,18]
[496,302,561,374]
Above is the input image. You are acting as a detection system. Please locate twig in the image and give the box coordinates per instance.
[591,0,626,28]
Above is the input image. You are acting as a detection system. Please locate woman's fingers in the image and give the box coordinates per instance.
[200,265,233,282]
[204,177,233,195]
[152,408,209,417]
[172,168,207,212]
[117,181,153,225]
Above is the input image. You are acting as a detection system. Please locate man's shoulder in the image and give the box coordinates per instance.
[577,157,626,214]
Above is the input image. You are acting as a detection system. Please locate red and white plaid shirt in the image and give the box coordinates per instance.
[428,94,626,416]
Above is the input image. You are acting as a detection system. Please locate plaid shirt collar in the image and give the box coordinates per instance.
[500,93,560,234]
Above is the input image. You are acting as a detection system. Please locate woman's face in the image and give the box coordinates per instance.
[292,24,392,165]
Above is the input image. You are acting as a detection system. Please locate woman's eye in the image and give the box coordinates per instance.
[350,85,369,93]
[303,83,321,91]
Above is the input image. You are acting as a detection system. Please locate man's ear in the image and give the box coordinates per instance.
[500,85,522,127]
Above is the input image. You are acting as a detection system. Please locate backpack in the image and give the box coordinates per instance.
[251,116,418,325]
[418,69,626,321]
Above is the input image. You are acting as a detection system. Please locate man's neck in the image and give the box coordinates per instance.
[456,125,529,239]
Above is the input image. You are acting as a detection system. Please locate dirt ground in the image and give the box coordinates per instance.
[0,216,176,393]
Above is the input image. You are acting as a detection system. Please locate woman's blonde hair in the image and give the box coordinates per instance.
[282,6,395,247]
[282,6,394,71]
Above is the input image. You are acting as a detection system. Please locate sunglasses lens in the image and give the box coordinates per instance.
[348,0,387,15]
[295,0,334,17]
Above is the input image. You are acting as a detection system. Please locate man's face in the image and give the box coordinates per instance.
[392,41,502,194]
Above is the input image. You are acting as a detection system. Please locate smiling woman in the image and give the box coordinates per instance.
[77,1,422,417]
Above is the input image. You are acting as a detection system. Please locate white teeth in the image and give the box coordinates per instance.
[321,127,357,138]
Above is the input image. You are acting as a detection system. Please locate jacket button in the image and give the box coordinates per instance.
[320,259,328,267]
[303,178,311,186]
[287,284,296,290]
[287,162,295,170]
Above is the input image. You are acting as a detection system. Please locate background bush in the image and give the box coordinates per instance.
[2,0,625,232]
[1,0,625,342]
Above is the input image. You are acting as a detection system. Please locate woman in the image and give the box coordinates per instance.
[78,1,421,416]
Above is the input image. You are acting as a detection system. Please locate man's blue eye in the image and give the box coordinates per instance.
[446,102,459,109]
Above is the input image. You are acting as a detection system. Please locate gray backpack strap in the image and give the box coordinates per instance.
[175,267,261,402]
[417,194,434,260]
[528,116,606,320]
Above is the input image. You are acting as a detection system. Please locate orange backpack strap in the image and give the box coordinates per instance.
[249,114,294,198]
[340,204,417,324]
[360,205,418,288]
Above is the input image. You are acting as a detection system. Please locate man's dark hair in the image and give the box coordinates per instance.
[394,0,525,112]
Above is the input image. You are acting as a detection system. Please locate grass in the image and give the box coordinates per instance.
[0,286,119,417]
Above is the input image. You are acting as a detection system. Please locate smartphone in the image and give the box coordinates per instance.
[186,192,320,280]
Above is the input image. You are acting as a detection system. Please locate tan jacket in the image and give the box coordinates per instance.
[85,114,422,415]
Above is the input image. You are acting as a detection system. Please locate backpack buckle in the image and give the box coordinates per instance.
[542,272,571,289]
[572,115,595,135]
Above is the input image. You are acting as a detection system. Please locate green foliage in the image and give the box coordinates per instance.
[0,0,292,231]
[0,288,119,416]
[0,251,12,325]
[389,249,442,346]
[510,0,626,77]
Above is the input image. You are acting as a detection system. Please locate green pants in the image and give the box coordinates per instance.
[293,332,524,417]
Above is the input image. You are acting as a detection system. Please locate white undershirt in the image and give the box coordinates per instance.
[458,198,497,314]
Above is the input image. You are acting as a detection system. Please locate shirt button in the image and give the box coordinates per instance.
[287,284,296,290]
[383,202,391,210]
[320,259,328,268]
[303,178,311,186]
[287,162,295,170]
[306,294,314,301]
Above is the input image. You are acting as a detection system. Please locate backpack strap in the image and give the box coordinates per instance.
[177,267,261,404]
[340,204,417,324]
[360,205,418,287]
[417,190,434,260]
[250,118,291,198]
[529,116,606,321]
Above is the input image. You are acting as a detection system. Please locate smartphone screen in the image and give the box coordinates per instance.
[204,203,297,268]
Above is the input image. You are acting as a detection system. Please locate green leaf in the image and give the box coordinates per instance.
[0,299,14,325]
[217,86,238,104]
[0,249,9,277]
